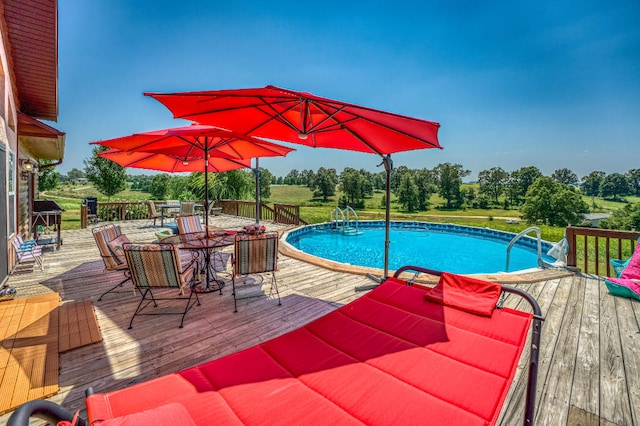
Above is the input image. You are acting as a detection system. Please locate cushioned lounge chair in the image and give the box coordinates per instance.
[8,265,543,426]
[92,224,131,301]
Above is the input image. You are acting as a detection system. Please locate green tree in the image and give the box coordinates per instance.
[600,202,640,230]
[580,171,605,197]
[149,173,171,200]
[414,168,436,211]
[507,166,543,206]
[626,169,640,196]
[258,167,273,200]
[551,168,579,186]
[38,160,59,191]
[284,169,302,185]
[84,146,127,199]
[310,167,338,201]
[599,173,630,200]
[433,163,469,209]
[397,174,419,212]
[67,168,85,180]
[390,165,411,193]
[478,167,508,204]
[521,177,589,226]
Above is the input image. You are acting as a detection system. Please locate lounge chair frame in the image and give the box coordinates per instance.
[394,265,543,425]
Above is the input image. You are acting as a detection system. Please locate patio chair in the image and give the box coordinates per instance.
[146,200,162,227]
[179,201,195,216]
[122,242,200,329]
[231,232,281,312]
[175,215,203,234]
[92,224,131,301]
[165,200,180,217]
[12,236,44,271]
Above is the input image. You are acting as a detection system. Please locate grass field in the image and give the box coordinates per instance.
[45,182,636,244]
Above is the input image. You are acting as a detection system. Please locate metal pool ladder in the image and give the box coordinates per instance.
[506,227,543,272]
[330,206,361,236]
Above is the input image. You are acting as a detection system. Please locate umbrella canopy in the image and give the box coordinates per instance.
[92,124,294,160]
[145,86,441,154]
[146,86,441,279]
[92,125,294,231]
[98,149,252,173]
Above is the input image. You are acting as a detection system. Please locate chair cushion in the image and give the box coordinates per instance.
[107,235,131,265]
[94,402,196,426]
[605,278,640,301]
[424,272,502,317]
[621,241,640,279]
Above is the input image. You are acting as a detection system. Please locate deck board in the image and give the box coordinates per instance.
[1,217,639,425]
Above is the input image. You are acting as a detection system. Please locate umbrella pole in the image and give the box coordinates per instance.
[254,158,260,224]
[383,154,392,278]
[355,154,392,292]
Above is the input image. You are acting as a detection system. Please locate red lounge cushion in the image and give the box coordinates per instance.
[424,272,502,317]
[93,402,195,426]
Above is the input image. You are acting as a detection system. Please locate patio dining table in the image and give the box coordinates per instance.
[160,230,236,293]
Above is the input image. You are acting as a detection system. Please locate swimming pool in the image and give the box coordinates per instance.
[284,221,556,274]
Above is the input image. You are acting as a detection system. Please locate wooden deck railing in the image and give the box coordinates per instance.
[81,200,307,228]
[214,200,307,225]
[566,226,640,276]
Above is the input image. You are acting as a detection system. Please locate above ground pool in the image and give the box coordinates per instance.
[284,221,556,274]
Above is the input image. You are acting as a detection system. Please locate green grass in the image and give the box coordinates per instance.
[583,195,640,212]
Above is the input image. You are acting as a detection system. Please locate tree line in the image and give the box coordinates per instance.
[42,147,640,230]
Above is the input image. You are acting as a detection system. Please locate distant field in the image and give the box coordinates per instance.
[46,182,636,242]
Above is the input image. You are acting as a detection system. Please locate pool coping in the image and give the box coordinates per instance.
[278,222,574,285]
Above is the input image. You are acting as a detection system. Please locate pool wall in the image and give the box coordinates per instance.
[285,220,554,254]
[280,220,571,284]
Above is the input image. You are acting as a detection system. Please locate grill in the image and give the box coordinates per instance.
[33,199,63,250]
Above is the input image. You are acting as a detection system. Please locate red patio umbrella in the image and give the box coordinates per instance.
[146,86,442,279]
[99,149,252,173]
[92,125,295,231]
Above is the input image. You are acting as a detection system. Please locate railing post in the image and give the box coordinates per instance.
[566,226,576,268]
[81,204,87,229]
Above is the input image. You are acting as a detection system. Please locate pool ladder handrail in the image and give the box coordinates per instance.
[343,206,359,234]
[505,226,543,272]
[330,207,346,229]
[330,206,360,234]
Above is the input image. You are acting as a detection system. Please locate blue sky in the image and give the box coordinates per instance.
[56,0,640,180]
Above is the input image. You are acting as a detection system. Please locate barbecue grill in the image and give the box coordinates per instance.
[33,199,63,250]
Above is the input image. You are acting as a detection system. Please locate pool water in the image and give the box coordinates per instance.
[286,221,555,274]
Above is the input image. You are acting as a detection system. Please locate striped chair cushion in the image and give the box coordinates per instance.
[93,225,124,270]
[176,216,203,234]
[180,202,195,216]
[124,244,193,292]
[235,233,278,276]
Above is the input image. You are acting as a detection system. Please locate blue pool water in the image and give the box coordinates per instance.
[285,221,555,274]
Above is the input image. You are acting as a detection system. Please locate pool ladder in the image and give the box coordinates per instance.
[505,227,544,272]
[330,206,361,236]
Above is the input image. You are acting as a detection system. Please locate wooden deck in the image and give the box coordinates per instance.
[1,217,638,425]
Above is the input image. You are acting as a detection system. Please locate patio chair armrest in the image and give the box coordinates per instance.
[7,400,88,426]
